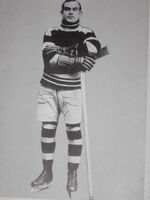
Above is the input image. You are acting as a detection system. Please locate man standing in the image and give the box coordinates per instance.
[31,0,101,197]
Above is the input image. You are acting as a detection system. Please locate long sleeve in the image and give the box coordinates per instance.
[80,28,101,58]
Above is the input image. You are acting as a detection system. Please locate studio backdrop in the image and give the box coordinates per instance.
[0,0,148,200]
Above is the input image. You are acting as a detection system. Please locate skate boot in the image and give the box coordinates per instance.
[31,169,53,192]
[66,170,78,198]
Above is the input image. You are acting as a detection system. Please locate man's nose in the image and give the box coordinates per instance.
[69,9,73,14]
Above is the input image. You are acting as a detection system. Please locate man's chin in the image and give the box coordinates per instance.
[66,19,78,24]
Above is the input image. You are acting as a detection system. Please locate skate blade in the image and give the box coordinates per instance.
[31,182,51,192]
[89,195,95,200]
[68,191,72,199]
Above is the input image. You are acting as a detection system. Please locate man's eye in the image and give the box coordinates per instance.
[73,8,78,11]
[64,7,70,11]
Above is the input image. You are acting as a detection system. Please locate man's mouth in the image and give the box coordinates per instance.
[67,16,74,19]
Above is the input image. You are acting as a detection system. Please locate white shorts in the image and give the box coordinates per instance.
[36,85,82,124]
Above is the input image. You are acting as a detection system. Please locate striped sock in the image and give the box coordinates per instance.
[41,122,57,172]
[66,123,82,172]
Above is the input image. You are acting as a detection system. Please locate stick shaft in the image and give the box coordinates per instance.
[144,1,150,199]
[81,72,94,199]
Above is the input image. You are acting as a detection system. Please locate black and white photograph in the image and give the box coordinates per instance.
[0,0,149,200]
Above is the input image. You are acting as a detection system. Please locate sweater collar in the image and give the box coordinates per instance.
[61,19,80,29]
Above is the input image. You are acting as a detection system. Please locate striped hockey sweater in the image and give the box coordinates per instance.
[40,21,101,89]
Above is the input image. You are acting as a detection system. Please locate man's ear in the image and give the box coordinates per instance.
[60,10,63,16]
[79,10,83,16]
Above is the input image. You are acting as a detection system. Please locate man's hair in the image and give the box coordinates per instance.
[61,0,82,12]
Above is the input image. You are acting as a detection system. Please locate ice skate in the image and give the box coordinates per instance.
[66,170,78,198]
[31,169,53,192]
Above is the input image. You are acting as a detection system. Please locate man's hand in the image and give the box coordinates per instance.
[75,56,95,71]
[57,55,95,72]
[61,43,79,57]
[43,44,79,63]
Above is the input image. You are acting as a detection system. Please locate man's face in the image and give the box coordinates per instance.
[61,1,82,23]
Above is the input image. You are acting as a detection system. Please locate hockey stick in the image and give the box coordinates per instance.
[144,2,150,199]
[97,46,109,59]
[0,198,68,200]
[81,72,95,200]
[81,46,109,200]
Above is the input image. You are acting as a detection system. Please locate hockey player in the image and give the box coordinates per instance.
[31,0,101,197]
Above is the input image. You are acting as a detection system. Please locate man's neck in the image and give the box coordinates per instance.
[61,19,80,29]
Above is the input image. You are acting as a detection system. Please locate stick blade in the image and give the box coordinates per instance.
[97,46,109,59]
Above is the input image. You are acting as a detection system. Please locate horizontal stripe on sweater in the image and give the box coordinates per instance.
[41,72,81,89]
